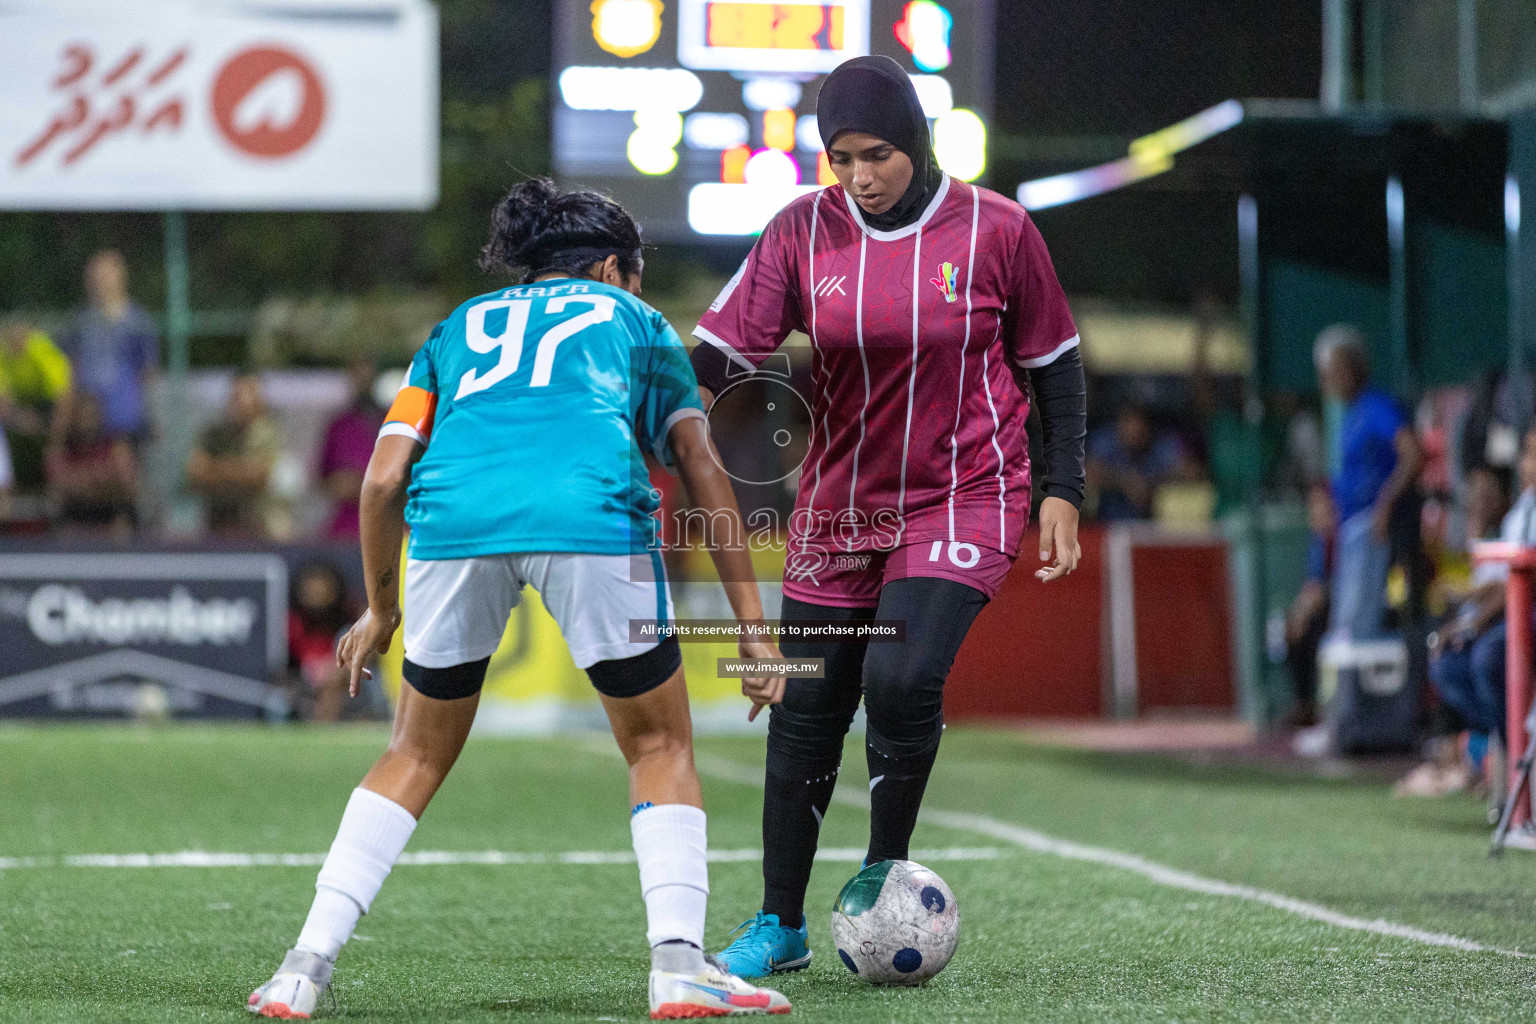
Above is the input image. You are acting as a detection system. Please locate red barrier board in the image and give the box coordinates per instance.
[946,525,1236,720]
[946,525,1106,719]
[1131,541,1235,713]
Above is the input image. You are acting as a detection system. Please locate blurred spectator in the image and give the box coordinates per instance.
[0,319,71,490]
[60,250,158,443]
[1397,437,1536,797]
[186,372,283,537]
[1191,305,1280,517]
[1319,327,1426,639]
[1086,404,1198,520]
[318,358,385,538]
[1461,367,1533,479]
[1413,389,1467,570]
[1284,483,1336,727]
[45,391,137,537]
[1273,390,1325,495]
[288,561,357,721]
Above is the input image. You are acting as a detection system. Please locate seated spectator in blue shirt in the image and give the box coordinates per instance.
[1423,429,1536,785]
[1319,328,1425,639]
[1087,404,1196,520]
[1397,465,1515,796]
[60,250,159,444]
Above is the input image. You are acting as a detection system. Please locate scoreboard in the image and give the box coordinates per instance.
[553,0,994,240]
[677,0,868,73]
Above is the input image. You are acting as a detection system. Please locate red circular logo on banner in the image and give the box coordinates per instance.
[212,47,326,159]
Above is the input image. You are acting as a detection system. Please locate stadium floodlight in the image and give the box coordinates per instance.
[1017,99,1244,211]
[743,147,800,187]
[909,74,954,118]
[721,143,751,182]
[1017,152,1172,211]
[627,109,684,174]
[742,77,803,112]
[893,0,952,71]
[763,108,797,151]
[684,112,751,150]
[590,0,664,58]
[1127,99,1244,164]
[932,107,984,181]
[559,66,705,112]
[796,114,823,152]
[688,182,819,234]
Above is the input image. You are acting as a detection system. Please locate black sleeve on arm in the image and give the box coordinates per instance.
[689,340,733,397]
[1024,347,1087,508]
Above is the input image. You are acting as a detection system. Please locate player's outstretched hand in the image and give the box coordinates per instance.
[739,634,786,722]
[1035,495,1082,583]
[336,606,403,698]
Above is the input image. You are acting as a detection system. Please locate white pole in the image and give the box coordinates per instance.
[1458,0,1479,112]
[1321,0,1352,113]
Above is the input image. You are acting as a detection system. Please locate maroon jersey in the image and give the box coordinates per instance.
[694,176,1078,562]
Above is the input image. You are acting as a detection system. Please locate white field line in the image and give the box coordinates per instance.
[0,846,1001,872]
[686,752,1535,960]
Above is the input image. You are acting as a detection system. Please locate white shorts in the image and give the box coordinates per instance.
[402,552,674,670]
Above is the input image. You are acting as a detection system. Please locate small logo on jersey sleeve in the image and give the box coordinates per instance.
[930,262,960,303]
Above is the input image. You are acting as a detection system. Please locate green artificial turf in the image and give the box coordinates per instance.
[2,724,1534,1023]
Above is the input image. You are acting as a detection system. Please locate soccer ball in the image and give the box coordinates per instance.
[830,859,959,985]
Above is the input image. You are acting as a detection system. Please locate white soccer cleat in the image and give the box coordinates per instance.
[247,974,319,1019]
[247,949,333,1019]
[649,959,791,1018]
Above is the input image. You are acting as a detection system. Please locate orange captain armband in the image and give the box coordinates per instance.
[382,385,438,444]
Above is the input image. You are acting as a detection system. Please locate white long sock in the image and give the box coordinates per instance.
[294,787,417,960]
[630,803,709,950]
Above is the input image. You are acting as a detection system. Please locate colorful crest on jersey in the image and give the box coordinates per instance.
[930,261,960,303]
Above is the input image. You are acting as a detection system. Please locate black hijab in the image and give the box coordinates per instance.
[816,55,944,232]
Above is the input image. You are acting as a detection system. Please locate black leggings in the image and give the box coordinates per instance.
[766,576,989,777]
[759,576,989,923]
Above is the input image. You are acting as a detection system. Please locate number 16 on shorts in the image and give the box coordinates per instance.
[928,540,982,568]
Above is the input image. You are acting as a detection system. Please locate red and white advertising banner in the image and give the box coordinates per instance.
[0,0,438,210]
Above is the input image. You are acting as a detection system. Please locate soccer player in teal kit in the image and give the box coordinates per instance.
[247,179,791,1019]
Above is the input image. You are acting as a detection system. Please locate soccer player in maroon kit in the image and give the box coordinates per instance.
[694,56,1088,978]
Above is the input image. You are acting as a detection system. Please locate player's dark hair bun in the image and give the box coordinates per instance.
[480,176,643,284]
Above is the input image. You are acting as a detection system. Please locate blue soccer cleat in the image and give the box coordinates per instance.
[715,912,812,978]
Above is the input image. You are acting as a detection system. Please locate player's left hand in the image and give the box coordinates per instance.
[1035,496,1081,583]
[337,606,403,698]
[738,634,786,722]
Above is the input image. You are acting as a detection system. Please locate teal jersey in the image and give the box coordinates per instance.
[383,279,704,560]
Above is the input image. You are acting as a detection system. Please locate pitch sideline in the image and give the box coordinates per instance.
[686,750,1535,960]
[0,846,1001,871]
